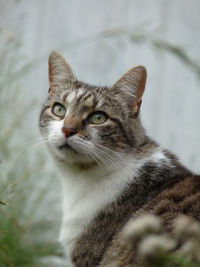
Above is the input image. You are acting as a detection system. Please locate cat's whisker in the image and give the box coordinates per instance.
[72,139,103,168]
[94,143,124,163]
[92,145,122,169]
[5,136,44,166]
[86,144,116,170]
[12,135,49,158]
[93,151,117,169]
[11,139,48,175]
[89,150,111,170]
[2,139,48,193]
[15,126,40,133]
[73,138,120,170]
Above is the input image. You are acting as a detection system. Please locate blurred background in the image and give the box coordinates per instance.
[0,0,200,266]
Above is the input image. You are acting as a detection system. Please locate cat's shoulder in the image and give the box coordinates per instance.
[129,174,200,231]
[146,174,200,219]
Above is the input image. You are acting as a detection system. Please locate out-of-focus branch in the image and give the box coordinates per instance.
[101,26,200,78]
[59,25,200,79]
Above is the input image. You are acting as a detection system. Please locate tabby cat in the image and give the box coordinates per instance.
[39,52,200,266]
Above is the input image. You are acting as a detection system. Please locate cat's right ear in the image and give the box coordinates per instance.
[48,51,76,91]
[111,66,147,115]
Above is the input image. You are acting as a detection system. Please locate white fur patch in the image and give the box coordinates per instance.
[58,149,168,257]
[48,120,65,145]
[150,148,169,164]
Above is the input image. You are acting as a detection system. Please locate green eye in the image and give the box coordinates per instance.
[88,112,107,124]
[52,103,66,117]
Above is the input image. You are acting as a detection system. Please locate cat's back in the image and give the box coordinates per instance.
[100,174,200,267]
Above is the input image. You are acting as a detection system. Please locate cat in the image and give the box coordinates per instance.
[39,51,200,266]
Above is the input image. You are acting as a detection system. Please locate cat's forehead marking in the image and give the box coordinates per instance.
[67,91,76,103]
[77,88,85,98]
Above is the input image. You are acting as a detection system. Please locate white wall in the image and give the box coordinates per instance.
[1,0,200,172]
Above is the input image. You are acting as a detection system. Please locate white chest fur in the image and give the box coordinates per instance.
[58,149,168,256]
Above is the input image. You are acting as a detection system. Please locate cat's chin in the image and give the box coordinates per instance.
[54,151,98,172]
[48,143,95,170]
[58,142,78,154]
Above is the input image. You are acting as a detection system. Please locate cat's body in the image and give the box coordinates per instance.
[39,52,200,266]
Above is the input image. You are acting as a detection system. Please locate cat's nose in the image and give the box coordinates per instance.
[62,127,77,138]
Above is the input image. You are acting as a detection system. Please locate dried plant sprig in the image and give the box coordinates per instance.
[174,215,200,242]
[123,214,200,266]
[174,215,200,264]
[123,214,162,248]
[138,234,175,260]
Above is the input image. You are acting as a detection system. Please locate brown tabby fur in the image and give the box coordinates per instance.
[39,52,200,267]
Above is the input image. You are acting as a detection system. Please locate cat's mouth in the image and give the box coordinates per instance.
[58,142,77,154]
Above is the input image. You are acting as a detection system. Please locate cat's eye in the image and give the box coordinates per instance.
[52,103,66,117]
[88,112,107,124]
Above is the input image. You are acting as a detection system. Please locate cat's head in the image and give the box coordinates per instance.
[39,52,147,169]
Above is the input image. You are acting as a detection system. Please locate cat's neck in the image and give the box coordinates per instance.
[57,151,149,244]
[56,141,184,256]
[70,151,192,266]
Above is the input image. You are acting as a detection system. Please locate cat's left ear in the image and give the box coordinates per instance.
[111,66,147,115]
[48,51,76,90]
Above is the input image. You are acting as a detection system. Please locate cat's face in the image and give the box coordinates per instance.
[39,52,147,169]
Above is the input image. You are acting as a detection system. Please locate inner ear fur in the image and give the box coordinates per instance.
[111,65,147,114]
[48,51,76,90]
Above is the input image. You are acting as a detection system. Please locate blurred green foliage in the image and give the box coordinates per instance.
[0,31,65,267]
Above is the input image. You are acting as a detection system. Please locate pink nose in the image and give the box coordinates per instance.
[62,127,77,138]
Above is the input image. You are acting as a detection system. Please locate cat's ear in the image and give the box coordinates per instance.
[111,66,147,114]
[48,51,76,89]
